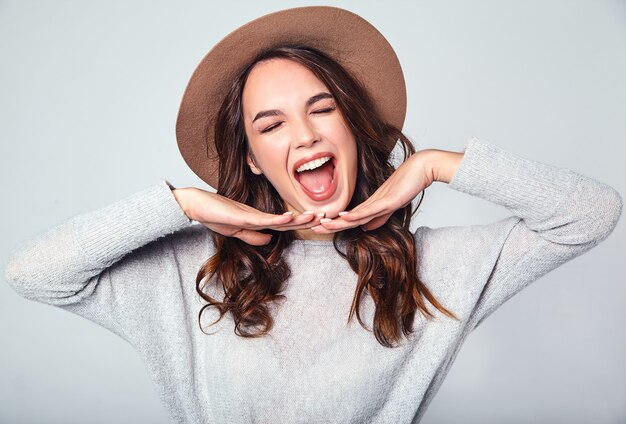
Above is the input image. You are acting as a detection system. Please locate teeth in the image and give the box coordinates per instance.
[296,156,331,173]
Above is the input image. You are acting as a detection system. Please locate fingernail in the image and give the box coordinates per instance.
[320,218,331,223]
[338,211,349,216]
[283,211,294,215]
[316,212,326,218]
[361,225,367,232]
[303,211,314,215]
[310,225,321,230]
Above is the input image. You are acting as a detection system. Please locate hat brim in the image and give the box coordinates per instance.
[175,6,406,188]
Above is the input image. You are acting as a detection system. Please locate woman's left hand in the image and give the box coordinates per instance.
[311,149,464,233]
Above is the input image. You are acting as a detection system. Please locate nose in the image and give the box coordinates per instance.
[291,117,319,149]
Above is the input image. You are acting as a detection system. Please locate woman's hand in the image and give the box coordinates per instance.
[311,149,464,233]
[172,188,323,246]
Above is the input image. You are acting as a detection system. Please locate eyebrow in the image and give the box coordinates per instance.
[251,92,334,123]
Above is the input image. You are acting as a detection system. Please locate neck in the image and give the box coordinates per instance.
[295,228,333,241]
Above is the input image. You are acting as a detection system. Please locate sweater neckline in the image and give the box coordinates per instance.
[287,238,347,256]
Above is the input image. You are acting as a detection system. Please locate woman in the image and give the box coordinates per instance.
[4,6,622,424]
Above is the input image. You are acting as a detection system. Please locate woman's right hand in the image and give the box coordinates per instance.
[172,187,321,246]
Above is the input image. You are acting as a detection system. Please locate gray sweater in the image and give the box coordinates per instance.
[4,137,622,423]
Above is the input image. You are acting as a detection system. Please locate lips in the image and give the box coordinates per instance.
[292,152,338,201]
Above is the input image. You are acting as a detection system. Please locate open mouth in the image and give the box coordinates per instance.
[293,152,338,201]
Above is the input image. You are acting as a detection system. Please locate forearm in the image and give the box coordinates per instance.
[4,181,192,305]
[448,137,622,240]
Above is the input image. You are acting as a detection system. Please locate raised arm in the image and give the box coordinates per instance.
[418,136,623,330]
[4,181,193,305]
[311,135,621,330]
[3,181,198,337]
[3,179,328,341]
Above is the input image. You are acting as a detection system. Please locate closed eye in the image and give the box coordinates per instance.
[312,106,336,114]
[260,106,336,133]
[260,122,283,133]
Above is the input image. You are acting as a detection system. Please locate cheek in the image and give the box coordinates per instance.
[248,138,283,168]
[248,141,292,188]
[335,126,358,171]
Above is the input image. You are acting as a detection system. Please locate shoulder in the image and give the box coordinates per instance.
[414,216,519,260]
[412,216,520,293]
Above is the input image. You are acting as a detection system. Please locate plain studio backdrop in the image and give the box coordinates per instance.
[1,1,625,423]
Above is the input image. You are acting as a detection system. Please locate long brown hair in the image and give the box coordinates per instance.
[196,45,458,348]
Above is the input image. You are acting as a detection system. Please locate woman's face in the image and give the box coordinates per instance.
[242,58,358,218]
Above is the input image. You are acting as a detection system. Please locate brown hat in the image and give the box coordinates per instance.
[175,6,407,188]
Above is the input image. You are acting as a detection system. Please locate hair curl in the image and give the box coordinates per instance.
[195,45,458,348]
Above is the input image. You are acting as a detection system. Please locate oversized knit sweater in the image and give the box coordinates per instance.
[4,137,623,423]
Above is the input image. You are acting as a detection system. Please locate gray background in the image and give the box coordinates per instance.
[1,0,625,423]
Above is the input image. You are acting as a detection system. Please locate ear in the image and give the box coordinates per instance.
[246,152,263,175]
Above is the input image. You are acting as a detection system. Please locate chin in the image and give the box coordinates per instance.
[301,193,352,218]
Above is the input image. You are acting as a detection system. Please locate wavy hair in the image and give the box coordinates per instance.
[195,45,458,348]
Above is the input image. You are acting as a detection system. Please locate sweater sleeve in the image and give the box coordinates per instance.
[443,136,622,330]
[3,180,196,341]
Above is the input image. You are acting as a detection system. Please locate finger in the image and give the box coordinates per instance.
[204,222,273,245]
[310,218,359,234]
[361,213,392,231]
[310,224,335,234]
[312,211,391,234]
[207,213,318,235]
[263,212,323,231]
[232,229,273,246]
[310,219,368,234]
[316,208,389,232]
[277,211,317,227]
[272,221,322,231]
[238,211,295,229]
[338,198,389,222]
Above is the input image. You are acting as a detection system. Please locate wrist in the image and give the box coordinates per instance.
[172,187,195,220]
[422,149,465,184]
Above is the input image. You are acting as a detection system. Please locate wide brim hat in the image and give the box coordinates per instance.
[176,6,406,188]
